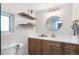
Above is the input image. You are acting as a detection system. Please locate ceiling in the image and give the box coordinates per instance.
[1,3,66,14]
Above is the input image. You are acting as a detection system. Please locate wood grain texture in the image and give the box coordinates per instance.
[28,38,79,55]
[42,40,62,55]
[28,38,42,55]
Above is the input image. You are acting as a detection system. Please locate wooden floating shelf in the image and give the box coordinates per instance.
[19,23,35,27]
[18,12,36,20]
[19,24,27,26]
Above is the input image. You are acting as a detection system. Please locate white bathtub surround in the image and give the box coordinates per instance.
[1,32,17,47]
[1,43,24,55]
[1,32,12,36]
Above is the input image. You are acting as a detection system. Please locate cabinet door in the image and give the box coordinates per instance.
[63,43,77,55]
[28,38,42,55]
[77,45,79,55]
[42,40,62,55]
[42,40,50,55]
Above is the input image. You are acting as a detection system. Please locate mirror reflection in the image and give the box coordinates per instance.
[46,16,63,31]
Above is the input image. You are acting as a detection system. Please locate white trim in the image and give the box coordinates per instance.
[1,11,14,33]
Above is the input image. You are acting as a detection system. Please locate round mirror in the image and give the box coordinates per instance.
[46,16,63,31]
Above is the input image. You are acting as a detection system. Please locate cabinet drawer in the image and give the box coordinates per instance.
[63,43,77,55]
[47,40,62,47]
[64,43,76,50]
[64,49,77,55]
[29,38,41,43]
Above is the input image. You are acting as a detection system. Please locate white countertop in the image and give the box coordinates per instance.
[29,36,79,45]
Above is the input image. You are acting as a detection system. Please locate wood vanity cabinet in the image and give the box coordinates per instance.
[42,40,62,55]
[28,38,42,55]
[28,38,79,55]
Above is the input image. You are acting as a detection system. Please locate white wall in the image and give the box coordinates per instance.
[72,3,79,20]
[35,4,73,38]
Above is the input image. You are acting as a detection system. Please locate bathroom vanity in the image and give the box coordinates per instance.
[28,36,79,55]
[28,12,79,55]
[28,15,79,55]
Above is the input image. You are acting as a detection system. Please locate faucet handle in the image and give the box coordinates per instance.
[51,33,56,37]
